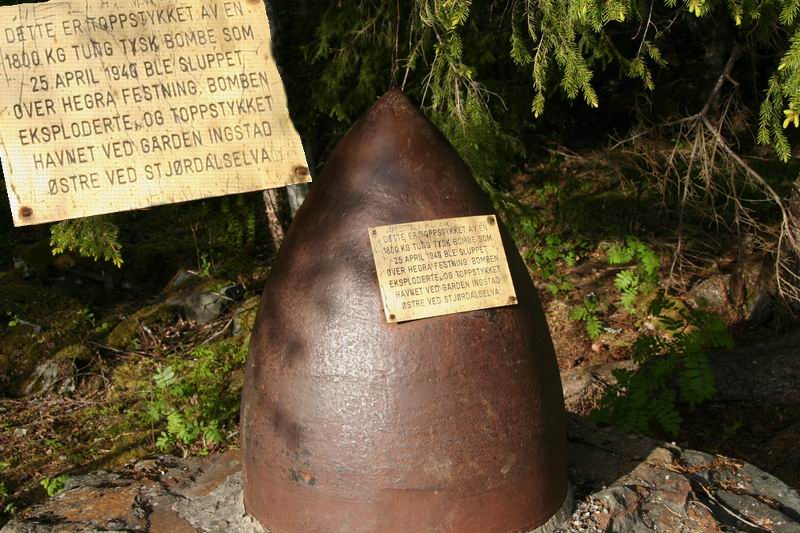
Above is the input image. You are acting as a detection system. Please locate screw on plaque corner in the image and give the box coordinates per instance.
[19,207,33,219]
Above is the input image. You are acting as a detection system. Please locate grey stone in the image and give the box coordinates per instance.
[739,463,800,520]
[171,284,246,325]
[165,270,199,292]
[182,292,228,324]
[20,359,75,397]
[556,417,799,533]
[715,490,800,533]
[690,275,729,309]
[710,330,800,404]
[594,486,652,533]
[173,472,264,533]
[560,360,636,415]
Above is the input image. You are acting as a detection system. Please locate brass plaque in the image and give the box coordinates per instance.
[0,0,309,227]
[369,215,517,323]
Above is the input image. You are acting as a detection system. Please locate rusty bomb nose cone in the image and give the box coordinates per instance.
[241,89,570,532]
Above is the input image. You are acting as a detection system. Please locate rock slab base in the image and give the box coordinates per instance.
[2,417,799,532]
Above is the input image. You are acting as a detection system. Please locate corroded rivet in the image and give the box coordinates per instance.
[19,206,33,218]
[372,229,378,236]
[487,215,496,225]
[389,314,396,321]
[509,296,517,304]
[293,166,309,177]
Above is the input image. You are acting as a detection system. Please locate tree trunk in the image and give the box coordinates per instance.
[262,183,309,251]
[263,189,287,251]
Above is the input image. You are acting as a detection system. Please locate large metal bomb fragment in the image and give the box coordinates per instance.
[241,90,569,532]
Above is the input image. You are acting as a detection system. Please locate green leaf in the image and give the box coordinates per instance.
[586,315,603,339]
[154,366,176,390]
[569,306,588,320]
[620,290,638,313]
[607,243,634,265]
[40,475,69,497]
[614,270,638,291]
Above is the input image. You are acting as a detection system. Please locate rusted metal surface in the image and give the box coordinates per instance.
[241,89,568,532]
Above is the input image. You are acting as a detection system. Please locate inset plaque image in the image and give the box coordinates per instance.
[369,214,517,322]
[0,0,309,226]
